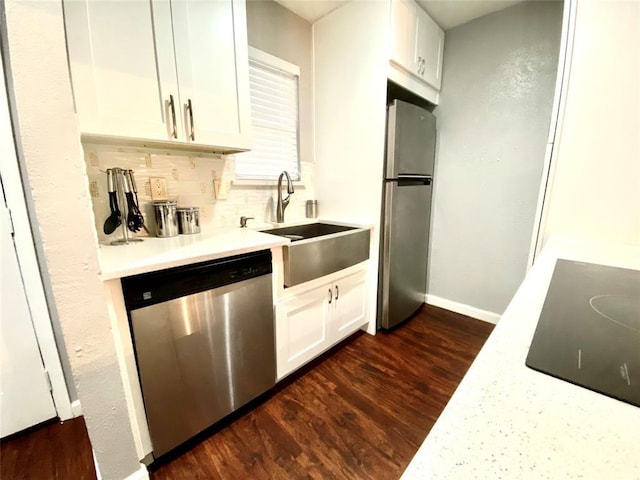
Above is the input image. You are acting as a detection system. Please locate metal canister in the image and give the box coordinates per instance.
[153,201,178,237]
[177,207,200,234]
[306,200,318,219]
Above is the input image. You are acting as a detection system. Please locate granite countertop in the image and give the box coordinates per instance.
[98,227,289,280]
[401,238,640,479]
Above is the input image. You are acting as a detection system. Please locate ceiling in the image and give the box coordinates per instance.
[417,0,524,30]
[273,0,525,30]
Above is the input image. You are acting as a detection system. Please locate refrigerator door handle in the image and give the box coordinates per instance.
[392,174,432,186]
[378,181,394,328]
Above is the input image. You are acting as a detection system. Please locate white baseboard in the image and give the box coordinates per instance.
[124,464,150,480]
[92,450,101,480]
[93,452,148,480]
[70,400,83,417]
[425,294,501,324]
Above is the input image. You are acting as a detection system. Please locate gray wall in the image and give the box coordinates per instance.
[428,0,563,315]
[246,0,313,166]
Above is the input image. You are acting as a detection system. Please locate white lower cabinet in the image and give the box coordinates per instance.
[332,270,368,339]
[275,269,368,380]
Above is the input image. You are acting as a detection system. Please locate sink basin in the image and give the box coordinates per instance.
[262,222,370,287]
[261,222,357,241]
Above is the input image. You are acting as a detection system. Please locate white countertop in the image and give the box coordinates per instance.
[98,217,375,280]
[402,238,640,479]
[98,227,288,280]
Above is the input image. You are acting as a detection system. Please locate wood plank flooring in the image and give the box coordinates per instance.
[0,416,96,480]
[0,304,493,480]
[152,305,493,480]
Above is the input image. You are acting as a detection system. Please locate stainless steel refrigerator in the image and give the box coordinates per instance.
[378,99,436,329]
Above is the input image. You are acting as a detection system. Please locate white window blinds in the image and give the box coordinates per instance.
[235,48,300,180]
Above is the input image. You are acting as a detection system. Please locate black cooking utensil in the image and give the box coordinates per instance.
[103,169,121,234]
[127,170,148,234]
[123,173,141,233]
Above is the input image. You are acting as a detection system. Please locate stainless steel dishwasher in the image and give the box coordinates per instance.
[121,250,275,458]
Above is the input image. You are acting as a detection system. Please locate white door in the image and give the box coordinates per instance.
[0,188,57,437]
[64,0,180,141]
[332,270,368,341]
[171,0,252,148]
[414,6,444,90]
[390,0,418,75]
[275,284,332,379]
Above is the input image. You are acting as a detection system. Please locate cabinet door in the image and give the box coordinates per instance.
[390,0,418,75]
[332,270,368,342]
[414,6,444,90]
[275,284,332,379]
[171,0,252,149]
[64,0,179,141]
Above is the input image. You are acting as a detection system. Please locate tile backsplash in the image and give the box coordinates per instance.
[84,144,315,243]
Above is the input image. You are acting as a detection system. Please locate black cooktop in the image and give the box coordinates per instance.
[526,259,640,407]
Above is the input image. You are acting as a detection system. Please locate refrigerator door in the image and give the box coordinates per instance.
[379,179,433,329]
[386,100,436,178]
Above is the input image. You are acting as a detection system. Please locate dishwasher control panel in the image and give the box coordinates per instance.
[121,250,272,310]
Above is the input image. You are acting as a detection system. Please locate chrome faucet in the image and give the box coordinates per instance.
[276,171,294,223]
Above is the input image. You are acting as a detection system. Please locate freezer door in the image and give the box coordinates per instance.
[379,181,432,329]
[386,99,436,178]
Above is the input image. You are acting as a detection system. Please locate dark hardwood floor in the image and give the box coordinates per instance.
[0,416,96,480]
[0,305,493,480]
[152,305,493,480]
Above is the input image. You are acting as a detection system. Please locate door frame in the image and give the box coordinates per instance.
[0,57,74,421]
[527,0,578,268]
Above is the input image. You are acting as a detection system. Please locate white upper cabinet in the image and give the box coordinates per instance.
[389,0,444,101]
[64,1,175,141]
[390,0,418,75]
[414,6,444,90]
[170,0,251,148]
[64,0,251,152]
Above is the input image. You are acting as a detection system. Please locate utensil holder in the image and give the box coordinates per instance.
[108,168,143,246]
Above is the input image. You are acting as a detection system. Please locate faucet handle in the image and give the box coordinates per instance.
[240,216,254,228]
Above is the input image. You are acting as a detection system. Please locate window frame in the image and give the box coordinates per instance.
[234,47,301,182]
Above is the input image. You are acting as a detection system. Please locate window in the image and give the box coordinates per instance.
[235,48,300,180]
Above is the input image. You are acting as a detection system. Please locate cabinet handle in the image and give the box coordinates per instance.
[168,94,177,139]
[328,288,333,304]
[187,98,195,141]
[335,285,339,301]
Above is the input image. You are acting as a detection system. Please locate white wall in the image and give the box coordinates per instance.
[427,1,563,316]
[313,1,389,332]
[247,0,314,169]
[2,2,140,479]
[541,0,640,246]
[84,147,315,243]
